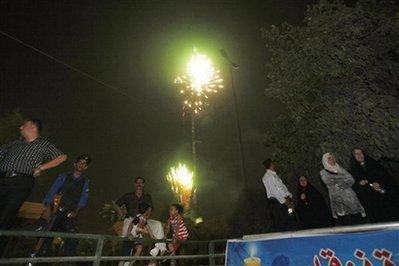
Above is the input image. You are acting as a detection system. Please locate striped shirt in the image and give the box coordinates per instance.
[169,215,189,241]
[0,137,63,175]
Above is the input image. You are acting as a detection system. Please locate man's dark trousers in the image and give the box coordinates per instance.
[0,174,34,229]
[38,210,79,256]
[0,173,34,255]
[268,198,296,232]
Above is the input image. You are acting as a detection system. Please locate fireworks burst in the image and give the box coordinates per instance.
[175,49,223,115]
[166,163,194,209]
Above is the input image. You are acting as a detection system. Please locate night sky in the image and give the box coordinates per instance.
[1,0,315,233]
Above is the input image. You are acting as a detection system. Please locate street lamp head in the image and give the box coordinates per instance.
[219,48,228,58]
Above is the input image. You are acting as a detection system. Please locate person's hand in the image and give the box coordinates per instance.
[67,210,78,219]
[111,200,125,219]
[284,198,294,209]
[300,193,306,200]
[359,179,368,186]
[372,182,381,191]
[137,227,148,234]
[33,168,42,177]
[42,206,52,222]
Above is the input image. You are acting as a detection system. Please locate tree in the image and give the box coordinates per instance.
[262,0,399,177]
[0,110,23,145]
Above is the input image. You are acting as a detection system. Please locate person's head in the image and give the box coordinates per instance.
[298,176,308,187]
[352,148,365,163]
[322,153,336,167]
[74,154,92,173]
[322,152,344,174]
[134,177,145,191]
[169,203,184,217]
[138,202,152,218]
[19,118,42,139]
[263,158,277,171]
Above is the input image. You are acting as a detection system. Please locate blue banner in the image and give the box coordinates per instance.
[226,229,398,266]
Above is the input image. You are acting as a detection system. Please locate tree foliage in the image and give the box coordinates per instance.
[262,0,399,176]
[0,110,23,145]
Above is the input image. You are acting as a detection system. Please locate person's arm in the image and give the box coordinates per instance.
[147,194,153,210]
[77,180,89,209]
[265,173,292,204]
[43,174,66,206]
[42,174,66,220]
[34,155,67,177]
[127,222,135,240]
[0,143,6,155]
[164,218,171,238]
[320,171,334,187]
[112,195,127,219]
[34,142,67,177]
[341,169,355,187]
[145,223,155,239]
[0,141,14,159]
[68,180,90,218]
[39,155,67,171]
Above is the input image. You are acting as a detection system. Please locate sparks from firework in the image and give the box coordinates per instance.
[175,48,223,115]
[166,163,194,209]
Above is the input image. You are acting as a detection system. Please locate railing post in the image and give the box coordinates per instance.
[93,236,104,266]
[208,240,215,266]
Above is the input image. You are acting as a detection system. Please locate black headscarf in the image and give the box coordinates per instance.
[296,177,324,207]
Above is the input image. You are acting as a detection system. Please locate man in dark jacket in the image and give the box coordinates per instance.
[33,154,92,257]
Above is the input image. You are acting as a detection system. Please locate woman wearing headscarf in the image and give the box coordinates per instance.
[349,148,399,222]
[320,153,366,225]
[296,175,332,229]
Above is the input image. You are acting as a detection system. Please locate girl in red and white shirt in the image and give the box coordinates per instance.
[164,203,189,252]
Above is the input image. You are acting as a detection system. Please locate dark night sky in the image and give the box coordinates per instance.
[1,0,315,233]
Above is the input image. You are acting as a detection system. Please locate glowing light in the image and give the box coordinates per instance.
[175,48,223,115]
[166,163,194,209]
[194,216,203,225]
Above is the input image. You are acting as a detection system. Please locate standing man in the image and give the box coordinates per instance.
[262,158,295,232]
[112,177,152,264]
[34,154,92,257]
[0,118,67,230]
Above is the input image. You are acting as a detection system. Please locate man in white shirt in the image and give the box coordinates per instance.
[262,158,295,231]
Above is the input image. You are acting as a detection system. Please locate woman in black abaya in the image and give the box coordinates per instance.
[349,148,399,223]
[296,175,332,229]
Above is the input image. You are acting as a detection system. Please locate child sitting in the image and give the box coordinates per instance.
[122,202,153,266]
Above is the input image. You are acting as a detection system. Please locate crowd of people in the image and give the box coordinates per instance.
[0,118,188,266]
[262,150,399,232]
[112,177,188,266]
[1,117,399,264]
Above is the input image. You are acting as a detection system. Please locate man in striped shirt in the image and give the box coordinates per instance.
[0,118,67,230]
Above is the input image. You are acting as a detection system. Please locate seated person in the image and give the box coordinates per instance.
[120,202,153,266]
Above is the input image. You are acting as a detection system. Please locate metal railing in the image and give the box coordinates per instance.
[0,230,226,265]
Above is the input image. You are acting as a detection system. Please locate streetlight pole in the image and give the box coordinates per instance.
[191,112,197,171]
[220,49,248,190]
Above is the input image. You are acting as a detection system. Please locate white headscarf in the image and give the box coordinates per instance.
[322,152,344,174]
